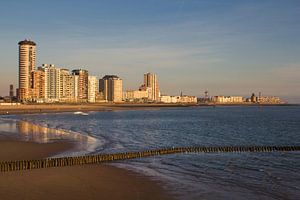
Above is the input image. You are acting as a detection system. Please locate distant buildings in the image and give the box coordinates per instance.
[17,40,36,101]
[13,40,285,105]
[210,93,283,104]
[213,96,244,103]
[259,96,282,104]
[124,73,159,103]
[99,75,123,102]
[160,95,197,104]
[249,92,282,104]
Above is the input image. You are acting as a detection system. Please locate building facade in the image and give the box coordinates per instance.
[123,90,148,102]
[60,69,75,102]
[18,40,36,101]
[72,69,88,102]
[144,73,160,101]
[40,64,61,102]
[88,76,98,103]
[32,69,45,101]
[99,75,123,102]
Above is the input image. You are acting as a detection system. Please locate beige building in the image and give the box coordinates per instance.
[31,69,45,101]
[124,90,148,102]
[72,69,89,102]
[18,40,36,101]
[258,96,282,104]
[60,69,75,102]
[179,95,198,103]
[88,76,98,103]
[144,73,160,101]
[99,75,123,102]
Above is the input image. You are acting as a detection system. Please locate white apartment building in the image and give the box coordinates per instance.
[88,76,98,103]
[213,96,244,103]
[160,95,197,104]
[41,64,61,102]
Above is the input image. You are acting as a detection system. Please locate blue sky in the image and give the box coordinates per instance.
[0,0,300,102]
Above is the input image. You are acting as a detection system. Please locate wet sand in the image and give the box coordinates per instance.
[0,139,172,200]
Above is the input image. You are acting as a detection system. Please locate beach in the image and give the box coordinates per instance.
[0,103,196,115]
[1,105,299,199]
[0,135,172,200]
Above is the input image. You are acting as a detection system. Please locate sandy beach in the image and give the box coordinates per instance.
[0,137,172,200]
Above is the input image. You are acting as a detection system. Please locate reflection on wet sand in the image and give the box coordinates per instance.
[0,119,98,156]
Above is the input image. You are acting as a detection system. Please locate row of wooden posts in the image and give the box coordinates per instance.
[1,145,299,172]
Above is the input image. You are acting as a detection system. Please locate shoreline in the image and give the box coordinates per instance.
[0,103,194,115]
[0,136,172,200]
[0,103,297,115]
[0,116,173,200]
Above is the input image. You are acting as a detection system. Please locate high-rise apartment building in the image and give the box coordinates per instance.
[99,75,123,102]
[60,69,75,102]
[144,72,160,101]
[88,76,98,103]
[18,40,36,101]
[72,69,88,102]
[40,64,61,102]
[32,69,45,101]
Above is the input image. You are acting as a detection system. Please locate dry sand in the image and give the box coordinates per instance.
[0,140,74,161]
[0,139,172,200]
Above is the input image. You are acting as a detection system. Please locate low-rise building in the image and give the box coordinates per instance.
[213,96,244,103]
[258,96,282,104]
[160,95,197,104]
[124,89,149,102]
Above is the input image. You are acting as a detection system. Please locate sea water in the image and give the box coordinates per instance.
[3,106,300,200]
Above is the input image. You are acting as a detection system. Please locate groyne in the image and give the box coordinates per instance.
[1,145,299,172]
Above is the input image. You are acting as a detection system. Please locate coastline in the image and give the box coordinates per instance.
[0,138,172,200]
[0,102,297,115]
[0,103,195,115]
[0,119,173,200]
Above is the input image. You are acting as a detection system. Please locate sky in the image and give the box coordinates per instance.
[0,0,299,102]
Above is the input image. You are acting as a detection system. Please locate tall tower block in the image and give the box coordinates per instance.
[18,40,36,101]
[144,72,159,101]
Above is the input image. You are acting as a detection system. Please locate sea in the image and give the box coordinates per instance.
[1,106,300,200]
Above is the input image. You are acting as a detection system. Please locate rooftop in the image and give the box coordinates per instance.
[18,40,36,46]
[102,75,120,79]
